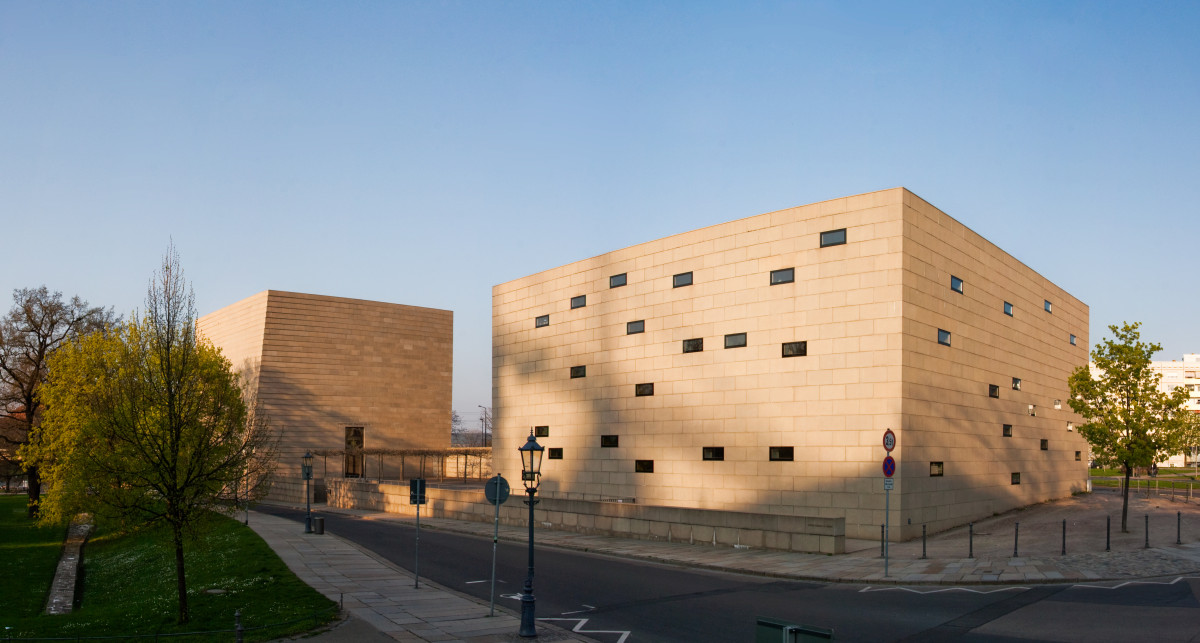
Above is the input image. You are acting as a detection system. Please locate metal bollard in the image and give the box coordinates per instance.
[1106,515,1111,552]
[921,524,927,559]
[969,522,974,558]
[1062,519,1066,555]
[1145,514,1150,549]
[881,524,885,558]
[1014,522,1020,558]
[235,609,244,643]
[1179,511,1183,545]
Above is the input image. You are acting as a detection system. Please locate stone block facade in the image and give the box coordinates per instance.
[492,188,1090,540]
[198,291,453,482]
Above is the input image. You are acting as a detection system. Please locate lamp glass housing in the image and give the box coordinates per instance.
[518,432,544,489]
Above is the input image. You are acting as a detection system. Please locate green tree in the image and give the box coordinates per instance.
[1179,408,1200,473]
[0,286,114,517]
[26,248,275,624]
[1068,322,1189,532]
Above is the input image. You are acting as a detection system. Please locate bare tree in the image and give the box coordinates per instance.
[0,286,113,516]
[450,409,469,446]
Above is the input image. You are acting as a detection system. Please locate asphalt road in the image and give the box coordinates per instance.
[257,506,1200,642]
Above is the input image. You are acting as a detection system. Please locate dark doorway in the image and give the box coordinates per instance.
[344,426,364,478]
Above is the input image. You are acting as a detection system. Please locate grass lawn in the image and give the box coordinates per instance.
[0,495,337,640]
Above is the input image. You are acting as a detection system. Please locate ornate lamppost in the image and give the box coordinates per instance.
[302,451,314,534]
[517,430,544,638]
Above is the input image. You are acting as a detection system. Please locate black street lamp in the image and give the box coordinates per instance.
[517,429,544,638]
[302,451,313,534]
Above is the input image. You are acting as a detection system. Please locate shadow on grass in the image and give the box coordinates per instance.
[0,496,336,641]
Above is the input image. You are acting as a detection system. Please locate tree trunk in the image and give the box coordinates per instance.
[172,523,189,624]
[1122,464,1132,533]
[26,465,41,519]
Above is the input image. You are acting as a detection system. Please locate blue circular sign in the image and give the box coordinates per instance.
[883,456,896,477]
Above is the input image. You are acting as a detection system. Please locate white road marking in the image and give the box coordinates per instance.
[859,586,1029,595]
[540,617,631,643]
[465,580,487,584]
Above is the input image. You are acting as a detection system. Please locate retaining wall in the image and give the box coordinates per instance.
[325,478,844,554]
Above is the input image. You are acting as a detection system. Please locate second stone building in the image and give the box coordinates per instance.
[492,187,1090,540]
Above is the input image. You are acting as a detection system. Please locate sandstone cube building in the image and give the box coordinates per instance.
[492,188,1089,540]
[198,291,453,483]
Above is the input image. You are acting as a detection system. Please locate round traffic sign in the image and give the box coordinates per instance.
[883,456,896,477]
[484,475,510,506]
[883,429,896,452]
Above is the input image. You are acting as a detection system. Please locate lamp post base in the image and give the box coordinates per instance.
[518,588,537,637]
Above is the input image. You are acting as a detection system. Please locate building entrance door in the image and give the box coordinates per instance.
[344,426,364,478]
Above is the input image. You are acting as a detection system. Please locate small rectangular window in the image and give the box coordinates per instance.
[548,448,563,460]
[627,320,645,335]
[1004,301,1013,316]
[570,365,586,379]
[989,384,1000,398]
[682,338,704,353]
[635,459,654,473]
[1029,404,1036,417]
[782,341,807,358]
[819,228,847,248]
[1075,451,1082,461]
[1070,334,1077,346]
[1003,424,1013,437]
[534,426,549,437]
[635,383,654,397]
[950,276,963,294]
[725,333,747,349]
[600,435,619,448]
[930,462,944,477]
[770,268,795,285]
[673,272,693,288]
[610,273,627,288]
[1012,377,1022,391]
[535,315,549,328]
[769,446,794,462]
[938,329,951,346]
[1054,399,1062,410]
[1044,300,1053,313]
[571,295,586,309]
[1067,422,1074,432]
[1041,439,1049,451]
[1012,472,1021,485]
[702,446,725,461]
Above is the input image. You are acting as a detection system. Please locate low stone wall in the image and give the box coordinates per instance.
[266,477,328,505]
[325,479,844,554]
[45,514,92,615]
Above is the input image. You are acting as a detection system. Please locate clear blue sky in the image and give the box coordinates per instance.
[3,2,1198,428]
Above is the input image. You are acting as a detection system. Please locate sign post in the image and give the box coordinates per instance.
[410,478,427,588]
[484,474,511,616]
[882,430,896,578]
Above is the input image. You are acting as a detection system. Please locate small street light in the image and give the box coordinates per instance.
[517,429,544,638]
[302,451,314,534]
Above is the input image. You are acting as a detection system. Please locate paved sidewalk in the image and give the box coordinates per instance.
[249,511,592,642]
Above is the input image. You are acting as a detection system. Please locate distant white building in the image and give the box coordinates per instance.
[1153,354,1200,466]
